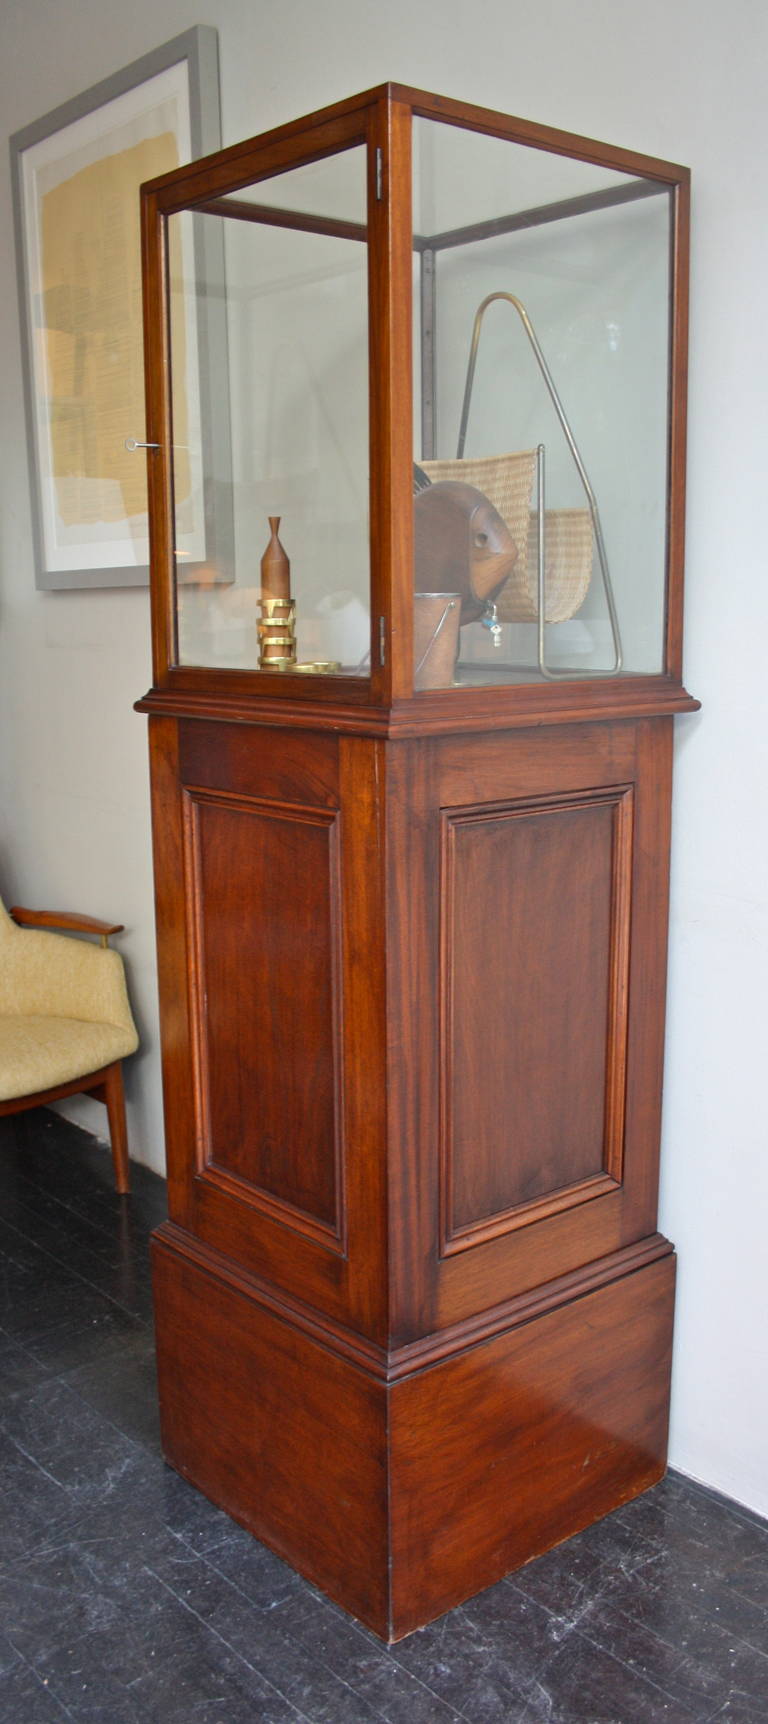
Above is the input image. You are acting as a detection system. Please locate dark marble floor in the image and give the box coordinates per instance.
[0,1113,767,1724]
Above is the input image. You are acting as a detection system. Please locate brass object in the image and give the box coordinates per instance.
[457,293,622,676]
[294,660,342,674]
[258,658,342,674]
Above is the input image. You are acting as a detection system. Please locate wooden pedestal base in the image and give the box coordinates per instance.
[153,1225,674,1642]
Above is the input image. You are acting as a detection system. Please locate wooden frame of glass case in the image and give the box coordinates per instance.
[139,82,694,721]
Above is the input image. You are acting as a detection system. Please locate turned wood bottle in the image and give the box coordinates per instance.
[260,516,290,601]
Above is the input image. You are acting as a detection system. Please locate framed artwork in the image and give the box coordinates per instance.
[10,26,232,590]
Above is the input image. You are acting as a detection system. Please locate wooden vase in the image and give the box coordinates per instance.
[260,516,290,601]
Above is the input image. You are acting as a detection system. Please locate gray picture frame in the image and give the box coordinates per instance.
[10,26,232,590]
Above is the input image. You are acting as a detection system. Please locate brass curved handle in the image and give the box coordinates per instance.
[457,291,623,676]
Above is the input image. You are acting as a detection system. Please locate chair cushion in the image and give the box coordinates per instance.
[0,916,137,1034]
[0,1015,138,1101]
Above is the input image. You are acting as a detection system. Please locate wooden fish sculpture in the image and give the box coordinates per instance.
[413,479,517,622]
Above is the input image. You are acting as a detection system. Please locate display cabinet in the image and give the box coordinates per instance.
[136,83,697,1641]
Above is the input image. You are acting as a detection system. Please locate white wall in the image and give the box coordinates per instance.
[1,0,766,1518]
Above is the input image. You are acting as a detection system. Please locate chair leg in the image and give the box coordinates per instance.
[102,1062,131,1194]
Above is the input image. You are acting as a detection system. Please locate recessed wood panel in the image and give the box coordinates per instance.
[187,790,343,1236]
[441,788,632,1249]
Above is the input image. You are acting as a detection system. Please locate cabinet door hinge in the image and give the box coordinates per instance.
[378,615,386,665]
[375,147,383,201]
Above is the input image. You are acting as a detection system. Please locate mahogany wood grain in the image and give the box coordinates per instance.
[667,173,690,683]
[156,112,370,218]
[141,82,689,209]
[367,94,413,702]
[146,716,198,1225]
[187,790,342,1232]
[180,721,339,808]
[388,1251,675,1639]
[152,1228,390,1632]
[154,714,671,1350]
[400,85,689,182]
[90,1062,132,1194]
[136,673,699,734]
[620,719,675,1223]
[10,907,124,938]
[441,791,624,1240]
[148,718,391,1338]
[384,721,669,1342]
[140,193,176,688]
[193,196,367,243]
[153,1222,674,1641]
[144,696,682,1637]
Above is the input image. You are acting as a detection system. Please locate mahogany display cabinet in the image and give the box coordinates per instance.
[136,83,698,1642]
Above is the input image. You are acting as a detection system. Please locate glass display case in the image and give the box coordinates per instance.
[140,81,689,712]
[138,86,696,1645]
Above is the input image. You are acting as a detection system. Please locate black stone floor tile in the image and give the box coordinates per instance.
[515,1628,703,1723]
[614,1471,768,1583]
[163,1519,302,1609]
[575,1591,743,1716]
[63,1324,161,1453]
[0,1430,74,1566]
[0,1658,74,1722]
[0,1373,140,1503]
[2,1110,768,1724]
[506,1504,656,1623]
[142,1557,388,1724]
[33,1572,313,1724]
[0,1235,148,1364]
[709,1699,768,1724]
[389,1588,558,1721]
[0,1329,53,1396]
[264,1588,465,1721]
[0,1192,156,1320]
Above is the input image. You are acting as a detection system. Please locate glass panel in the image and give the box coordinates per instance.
[167,146,370,675]
[412,119,671,689]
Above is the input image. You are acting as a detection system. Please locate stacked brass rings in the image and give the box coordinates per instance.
[258,596,296,670]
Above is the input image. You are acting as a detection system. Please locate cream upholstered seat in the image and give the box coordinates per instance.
[0,898,139,1193]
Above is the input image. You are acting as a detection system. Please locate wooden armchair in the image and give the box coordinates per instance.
[0,898,139,1193]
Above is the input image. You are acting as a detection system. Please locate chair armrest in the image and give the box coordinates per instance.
[11,907,124,946]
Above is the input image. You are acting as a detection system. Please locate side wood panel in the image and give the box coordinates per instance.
[147,715,199,1225]
[185,788,344,1246]
[441,786,632,1250]
[386,718,674,1342]
[149,719,390,1340]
